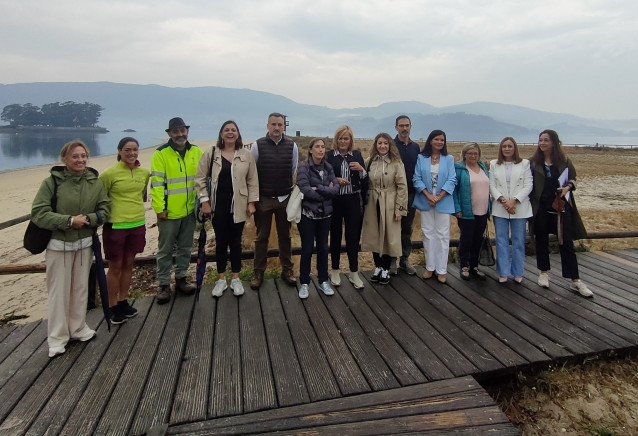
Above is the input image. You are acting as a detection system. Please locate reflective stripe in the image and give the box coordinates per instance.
[166,187,188,195]
[151,171,165,177]
[164,176,196,184]
[151,181,165,188]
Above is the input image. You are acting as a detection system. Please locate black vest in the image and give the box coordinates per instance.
[256,136,295,197]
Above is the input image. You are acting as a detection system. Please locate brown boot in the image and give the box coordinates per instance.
[175,277,195,295]
[281,269,296,286]
[156,285,171,304]
[250,271,264,290]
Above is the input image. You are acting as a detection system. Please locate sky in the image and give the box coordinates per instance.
[1,0,638,120]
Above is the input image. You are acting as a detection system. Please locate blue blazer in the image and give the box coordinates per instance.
[412,154,456,214]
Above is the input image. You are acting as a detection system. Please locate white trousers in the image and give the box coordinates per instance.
[45,246,93,351]
[420,208,451,275]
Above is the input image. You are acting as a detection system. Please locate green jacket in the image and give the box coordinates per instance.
[100,161,150,223]
[530,158,587,240]
[150,140,203,219]
[31,166,111,242]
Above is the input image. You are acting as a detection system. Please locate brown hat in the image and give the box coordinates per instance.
[165,117,190,133]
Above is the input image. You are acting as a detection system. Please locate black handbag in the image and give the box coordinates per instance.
[478,224,495,266]
[24,176,58,254]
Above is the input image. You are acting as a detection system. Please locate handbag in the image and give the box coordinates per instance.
[24,176,59,254]
[286,185,304,223]
[197,148,216,222]
[478,223,495,266]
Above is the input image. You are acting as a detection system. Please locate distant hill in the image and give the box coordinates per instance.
[1,82,637,143]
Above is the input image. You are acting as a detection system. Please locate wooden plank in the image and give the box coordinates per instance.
[1,310,106,435]
[594,251,638,272]
[303,280,371,396]
[277,278,341,402]
[608,249,638,264]
[541,255,638,345]
[258,278,310,407]
[0,321,46,390]
[130,293,197,435]
[570,255,638,322]
[370,275,479,376]
[58,297,153,436]
[0,327,49,423]
[255,407,514,435]
[336,279,427,386]
[170,287,217,424]
[209,286,242,418]
[93,295,173,435]
[444,264,570,360]
[167,376,514,435]
[439,267,554,363]
[0,324,17,345]
[357,272,468,379]
[238,280,277,413]
[394,271,526,369]
[466,264,595,355]
[318,279,401,391]
[0,321,39,365]
[517,258,629,350]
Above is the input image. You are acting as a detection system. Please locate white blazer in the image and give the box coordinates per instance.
[489,159,533,219]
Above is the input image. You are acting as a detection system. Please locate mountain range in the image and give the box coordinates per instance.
[2,82,637,144]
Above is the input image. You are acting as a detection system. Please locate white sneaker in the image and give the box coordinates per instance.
[212,279,227,297]
[48,346,65,358]
[537,272,550,288]
[330,269,341,286]
[349,271,364,289]
[71,326,96,342]
[571,280,593,297]
[298,284,309,299]
[318,281,335,296]
[230,278,244,296]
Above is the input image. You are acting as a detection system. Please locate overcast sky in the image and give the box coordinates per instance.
[2,0,637,119]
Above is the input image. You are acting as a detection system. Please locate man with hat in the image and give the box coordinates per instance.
[150,117,203,304]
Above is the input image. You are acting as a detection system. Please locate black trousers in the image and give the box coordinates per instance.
[534,204,579,279]
[212,197,245,274]
[330,193,362,272]
[373,252,392,270]
[457,214,488,269]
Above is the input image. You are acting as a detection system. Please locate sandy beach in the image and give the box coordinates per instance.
[0,139,215,324]
[1,141,637,324]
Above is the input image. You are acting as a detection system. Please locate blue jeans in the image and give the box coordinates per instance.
[494,216,527,278]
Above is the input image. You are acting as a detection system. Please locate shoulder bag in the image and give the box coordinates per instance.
[24,176,59,254]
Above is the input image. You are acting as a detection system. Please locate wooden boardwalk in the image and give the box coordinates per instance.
[1,249,637,435]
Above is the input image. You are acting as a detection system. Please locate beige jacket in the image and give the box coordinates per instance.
[195,146,259,223]
[361,156,408,257]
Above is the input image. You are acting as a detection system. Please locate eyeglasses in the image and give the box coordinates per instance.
[465,152,479,157]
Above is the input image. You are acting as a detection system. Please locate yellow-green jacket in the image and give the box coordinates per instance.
[151,140,203,219]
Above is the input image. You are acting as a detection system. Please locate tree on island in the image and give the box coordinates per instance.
[1,101,103,128]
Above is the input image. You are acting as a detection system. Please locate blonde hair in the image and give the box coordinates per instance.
[332,125,355,151]
[60,140,90,161]
[461,142,481,161]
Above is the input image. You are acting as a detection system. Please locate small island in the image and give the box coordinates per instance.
[0,101,107,133]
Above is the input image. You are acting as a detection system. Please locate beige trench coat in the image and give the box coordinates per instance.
[361,156,408,257]
[194,146,259,223]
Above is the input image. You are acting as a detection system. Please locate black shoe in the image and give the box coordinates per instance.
[118,300,138,318]
[370,267,382,282]
[379,269,391,285]
[470,267,486,280]
[156,285,171,304]
[110,305,127,325]
[175,277,196,295]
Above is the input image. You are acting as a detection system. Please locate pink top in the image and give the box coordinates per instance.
[469,167,489,216]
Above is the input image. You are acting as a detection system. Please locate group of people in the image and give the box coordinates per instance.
[31,112,593,359]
